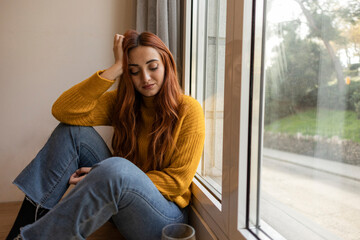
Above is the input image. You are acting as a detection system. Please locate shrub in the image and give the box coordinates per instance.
[351,90,360,118]
[349,63,360,71]
[300,82,360,111]
[264,99,295,125]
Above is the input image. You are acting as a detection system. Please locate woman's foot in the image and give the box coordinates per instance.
[6,197,49,240]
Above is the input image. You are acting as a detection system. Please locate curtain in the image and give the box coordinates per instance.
[136,0,182,81]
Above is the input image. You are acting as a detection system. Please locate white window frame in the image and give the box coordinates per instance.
[182,0,264,239]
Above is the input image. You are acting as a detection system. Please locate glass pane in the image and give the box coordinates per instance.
[257,0,360,239]
[192,0,227,196]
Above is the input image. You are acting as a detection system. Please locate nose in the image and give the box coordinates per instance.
[141,70,151,83]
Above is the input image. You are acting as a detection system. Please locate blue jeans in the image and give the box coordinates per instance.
[13,124,187,240]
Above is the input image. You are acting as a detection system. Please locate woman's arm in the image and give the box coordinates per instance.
[100,34,124,80]
[52,34,124,126]
[51,72,117,126]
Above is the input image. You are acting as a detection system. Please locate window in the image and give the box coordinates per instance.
[191,0,227,199]
[186,0,254,238]
[249,0,360,240]
[185,0,360,239]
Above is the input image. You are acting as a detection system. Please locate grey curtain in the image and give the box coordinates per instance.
[136,0,182,80]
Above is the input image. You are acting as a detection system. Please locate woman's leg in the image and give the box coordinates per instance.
[20,157,187,240]
[13,123,112,209]
[6,197,49,240]
[8,123,112,239]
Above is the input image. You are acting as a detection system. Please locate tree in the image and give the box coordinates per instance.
[264,21,334,124]
[338,1,360,63]
[339,0,360,24]
[294,0,346,91]
[341,23,360,63]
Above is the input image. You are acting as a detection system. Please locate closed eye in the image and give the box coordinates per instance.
[129,69,140,75]
[149,63,159,71]
[150,66,158,71]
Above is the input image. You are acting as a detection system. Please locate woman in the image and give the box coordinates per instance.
[7,30,205,240]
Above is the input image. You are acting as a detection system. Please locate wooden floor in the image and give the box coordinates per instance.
[0,201,125,240]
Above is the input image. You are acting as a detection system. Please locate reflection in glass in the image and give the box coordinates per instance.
[193,0,227,196]
[258,0,360,239]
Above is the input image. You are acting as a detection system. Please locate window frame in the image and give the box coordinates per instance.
[184,0,359,239]
[182,0,261,239]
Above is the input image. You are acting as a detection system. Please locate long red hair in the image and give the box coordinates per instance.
[112,30,182,172]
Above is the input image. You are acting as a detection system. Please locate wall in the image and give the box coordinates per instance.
[0,0,136,202]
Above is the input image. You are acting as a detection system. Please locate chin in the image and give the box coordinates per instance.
[142,90,160,97]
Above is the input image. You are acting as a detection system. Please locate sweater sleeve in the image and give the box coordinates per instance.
[52,70,117,126]
[146,97,205,206]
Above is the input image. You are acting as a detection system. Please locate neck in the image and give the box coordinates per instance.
[142,95,155,108]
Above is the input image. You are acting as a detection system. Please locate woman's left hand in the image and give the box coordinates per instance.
[69,167,92,185]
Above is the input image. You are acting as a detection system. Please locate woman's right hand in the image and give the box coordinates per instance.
[100,34,124,80]
[113,34,124,66]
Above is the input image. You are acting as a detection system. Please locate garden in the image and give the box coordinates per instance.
[263,0,360,166]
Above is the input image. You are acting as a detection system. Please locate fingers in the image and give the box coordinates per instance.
[69,174,86,185]
[75,167,91,175]
[69,173,87,185]
[114,34,124,48]
[69,167,92,185]
[113,34,118,47]
[113,34,125,66]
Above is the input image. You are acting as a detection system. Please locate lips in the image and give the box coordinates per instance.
[143,84,155,90]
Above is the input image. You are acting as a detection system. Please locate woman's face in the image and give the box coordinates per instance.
[128,46,165,97]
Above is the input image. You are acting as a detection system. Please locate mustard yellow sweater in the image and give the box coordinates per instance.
[52,70,205,208]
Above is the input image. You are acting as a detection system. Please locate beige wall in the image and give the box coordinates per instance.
[0,0,136,202]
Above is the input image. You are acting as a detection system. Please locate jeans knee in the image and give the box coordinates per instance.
[91,157,142,186]
[52,123,77,138]
[54,123,92,135]
[91,157,150,193]
[88,157,155,209]
[52,123,98,143]
[55,123,76,131]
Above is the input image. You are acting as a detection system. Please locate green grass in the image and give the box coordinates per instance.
[265,109,360,143]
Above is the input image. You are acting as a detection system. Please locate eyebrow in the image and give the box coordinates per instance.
[128,59,159,67]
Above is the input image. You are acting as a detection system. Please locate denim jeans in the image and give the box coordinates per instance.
[13,123,187,240]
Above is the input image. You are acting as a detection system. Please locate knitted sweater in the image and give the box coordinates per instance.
[52,70,205,208]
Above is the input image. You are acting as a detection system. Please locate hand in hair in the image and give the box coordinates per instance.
[113,34,124,65]
[100,34,124,80]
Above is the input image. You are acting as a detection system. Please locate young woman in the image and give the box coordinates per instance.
[7,30,205,240]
